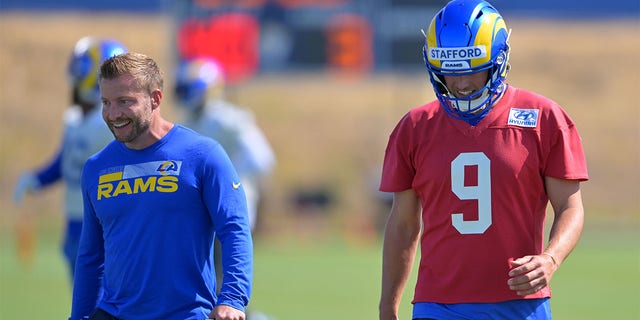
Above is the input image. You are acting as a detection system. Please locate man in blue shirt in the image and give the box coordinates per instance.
[69,52,253,320]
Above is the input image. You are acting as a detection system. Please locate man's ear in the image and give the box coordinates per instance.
[150,89,163,109]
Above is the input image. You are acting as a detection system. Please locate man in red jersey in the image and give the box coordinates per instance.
[378,1,588,319]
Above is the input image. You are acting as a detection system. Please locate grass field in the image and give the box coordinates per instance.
[0,222,638,319]
[0,13,639,320]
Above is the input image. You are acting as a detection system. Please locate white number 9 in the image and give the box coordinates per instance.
[450,152,492,234]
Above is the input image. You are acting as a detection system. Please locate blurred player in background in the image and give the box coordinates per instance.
[174,57,276,320]
[174,57,276,233]
[378,1,588,319]
[13,36,127,281]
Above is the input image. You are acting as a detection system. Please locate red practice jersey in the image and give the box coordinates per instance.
[380,85,588,304]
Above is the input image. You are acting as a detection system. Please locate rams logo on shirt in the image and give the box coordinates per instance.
[97,161,182,200]
[157,161,179,175]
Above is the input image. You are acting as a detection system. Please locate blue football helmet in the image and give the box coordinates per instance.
[67,37,127,106]
[174,57,225,111]
[423,0,511,124]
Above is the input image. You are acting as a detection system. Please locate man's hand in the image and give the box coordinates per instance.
[507,254,558,296]
[208,305,245,320]
[14,172,39,204]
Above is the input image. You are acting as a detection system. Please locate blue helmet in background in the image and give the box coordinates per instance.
[174,57,226,111]
[423,0,510,124]
[68,37,127,106]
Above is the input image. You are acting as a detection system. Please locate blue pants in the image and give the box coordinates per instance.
[62,220,83,280]
[413,298,552,320]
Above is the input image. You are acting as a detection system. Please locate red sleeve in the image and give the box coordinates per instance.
[380,112,416,192]
[543,107,589,181]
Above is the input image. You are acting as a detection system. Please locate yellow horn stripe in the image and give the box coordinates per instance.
[473,12,506,67]
[426,17,441,68]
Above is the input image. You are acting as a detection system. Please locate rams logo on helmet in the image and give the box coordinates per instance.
[68,37,127,106]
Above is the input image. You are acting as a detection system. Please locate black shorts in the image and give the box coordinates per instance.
[88,308,119,320]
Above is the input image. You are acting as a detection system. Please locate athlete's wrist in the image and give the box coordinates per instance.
[541,252,558,267]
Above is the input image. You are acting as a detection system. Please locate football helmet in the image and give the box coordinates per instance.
[68,37,127,106]
[174,57,225,112]
[423,0,510,124]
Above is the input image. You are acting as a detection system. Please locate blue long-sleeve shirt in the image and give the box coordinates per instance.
[34,150,63,187]
[70,125,253,320]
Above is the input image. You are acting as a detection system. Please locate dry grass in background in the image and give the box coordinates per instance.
[0,14,638,241]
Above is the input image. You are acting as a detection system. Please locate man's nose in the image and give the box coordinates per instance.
[102,104,122,120]
[452,75,474,90]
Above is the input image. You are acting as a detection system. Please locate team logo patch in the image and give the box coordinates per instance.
[99,161,182,183]
[507,108,539,128]
[96,160,182,200]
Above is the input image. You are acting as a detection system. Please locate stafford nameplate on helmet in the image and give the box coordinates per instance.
[428,46,487,61]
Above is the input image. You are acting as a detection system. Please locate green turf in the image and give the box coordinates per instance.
[0,226,638,319]
[250,238,418,320]
[0,228,73,318]
[546,225,640,320]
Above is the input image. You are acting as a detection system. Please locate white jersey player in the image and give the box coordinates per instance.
[174,57,276,231]
[13,37,127,279]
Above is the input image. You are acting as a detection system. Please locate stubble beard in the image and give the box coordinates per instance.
[111,116,151,144]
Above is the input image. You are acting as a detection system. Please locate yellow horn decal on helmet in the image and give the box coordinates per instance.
[472,12,506,68]
[78,46,100,94]
[426,17,441,69]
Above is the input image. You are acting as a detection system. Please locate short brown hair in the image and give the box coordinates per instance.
[99,52,164,94]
